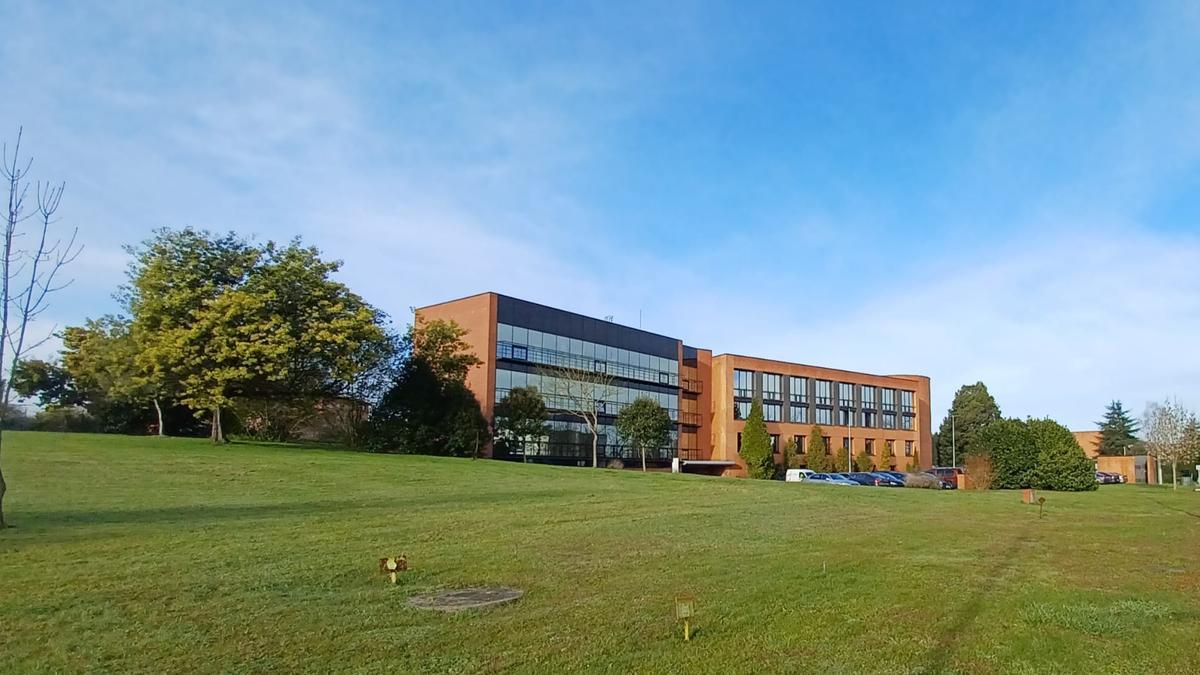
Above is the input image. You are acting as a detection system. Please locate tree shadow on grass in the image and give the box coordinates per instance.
[7,498,397,530]
[917,532,1033,675]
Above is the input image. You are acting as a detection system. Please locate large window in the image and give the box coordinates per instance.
[815,380,832,406]
[838,382,855,407]
[881,388,896,410]
[734,369,754,399]
[763,403,782,422]
[734,400,751,420]
[862,410,877,428]
[762,373,782,401]
[861,385,876,408]
[838,408,853,426]
[789,376,808,403]
[882,411,897,429]
[901,415,914,430]
[497,322,679,387]
[815,407,833,425]
[900,390,914,413]
[789,405,809,424]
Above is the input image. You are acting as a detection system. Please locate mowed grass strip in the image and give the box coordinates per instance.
[0,431,1197,674]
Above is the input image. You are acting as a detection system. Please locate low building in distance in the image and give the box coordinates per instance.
[417,292,932,477]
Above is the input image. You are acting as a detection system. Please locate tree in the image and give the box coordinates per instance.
[1,128,81,528]
[366,319,489,456]
[495,386,548,462]
[976,418,1037,489]
[854,443,872,472]
[125,229,387,442]
[879,440,894,470]
[783,437,801,470]
[1028,418,1096,492]
[739,398,773,479]
[10,358,82,408]
[1097,400,1140,456]
[1142,399,1197,491]
[806,426,829,472]
[539,364,616,468]
[936,382,1001,466]
[616,397,671,472]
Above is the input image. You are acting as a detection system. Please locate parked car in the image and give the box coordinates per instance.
[1095,471,1125,484]
[785,468,815,482]
[927,467,964,488]
[880,470,908,482]
[867,472,906,487]
[807,473,859,486]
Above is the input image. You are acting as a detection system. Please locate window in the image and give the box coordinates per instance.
[882,411,896,429]
[794,435,805,454]
[763,403,782,422]
[901,415,913,430]
[762,373,782,401]
[861,385,876,408]
[862,410,877,428]
[734,369,754,398]
[594,360,606,373]
[905,440,913,457]
[789,376,808,403]
[512,345,528,360]
[900,390,914,413]
[815,407,832,425]
[838,408,853,426]
[789,405,808,424]
[822,437,832,455]
[865,439,875,456]
[838,382,855,407]
[769,434,779,453]
[881,388,896,410]
[734,401,751,420]
[842,437,851,450]
[659,371,670,384]
[815,380,832,405]
[883,440,894,457]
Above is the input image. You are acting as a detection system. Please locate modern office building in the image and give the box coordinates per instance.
[416,292,932,476]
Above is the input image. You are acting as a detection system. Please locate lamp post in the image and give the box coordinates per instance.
[951,413,956,468]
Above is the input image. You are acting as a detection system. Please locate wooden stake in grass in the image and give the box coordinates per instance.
[1037,497,1046,519]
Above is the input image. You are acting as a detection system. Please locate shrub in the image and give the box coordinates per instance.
[806,426,829,472]
[1028,418,1097,491]
[739,398,774,479]
[30,406,100,433]
[963,453,995,490]
[977,418,1038,488]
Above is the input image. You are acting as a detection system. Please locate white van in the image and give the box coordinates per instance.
[785,469,815,482]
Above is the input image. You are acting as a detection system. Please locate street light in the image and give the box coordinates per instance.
[951,413,956,468]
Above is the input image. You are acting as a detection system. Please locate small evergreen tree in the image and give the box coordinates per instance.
[1028,418,1097,491]
[806,426,829,472]
[616,397,672,472]
[936,382,1001,465]
[782,437,800,470]
[1097,400,1140,456]
[855,444,872,472]
[739,398,774,479]
[495,386,548,462]
[879,440,893,470]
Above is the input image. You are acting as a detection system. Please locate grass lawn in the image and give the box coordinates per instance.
[1,431,1198,674]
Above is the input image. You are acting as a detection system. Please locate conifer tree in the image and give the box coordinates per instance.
[855,443,872,472]
[806,425,829,472]
[740,398,774,479]
[1097,400,1140,455]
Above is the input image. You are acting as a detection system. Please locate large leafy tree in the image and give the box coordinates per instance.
[975,418,1038,489]
[1097,400,1140,456]
[495,386,549,462]
[806,425,829,472]
[1028,418,1096,491]
[616,396,672,472]
[367,318,489,456]
[125,228,387,442]
[739,398,774,479]
[936,382,1001,466]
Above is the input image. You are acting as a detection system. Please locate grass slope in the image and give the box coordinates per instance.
[1,432,1198,674]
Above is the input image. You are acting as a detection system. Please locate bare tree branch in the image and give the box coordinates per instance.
[538,363,617,468]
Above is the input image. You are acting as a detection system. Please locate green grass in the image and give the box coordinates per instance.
[1,431,1198,674]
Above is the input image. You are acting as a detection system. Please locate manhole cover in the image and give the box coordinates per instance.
[408,587,523,612]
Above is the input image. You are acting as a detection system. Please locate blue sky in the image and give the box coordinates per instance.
[2,1,1199,429]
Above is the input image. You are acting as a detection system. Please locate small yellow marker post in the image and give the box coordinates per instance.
[379,555,408,584]
[675,594,695,642]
